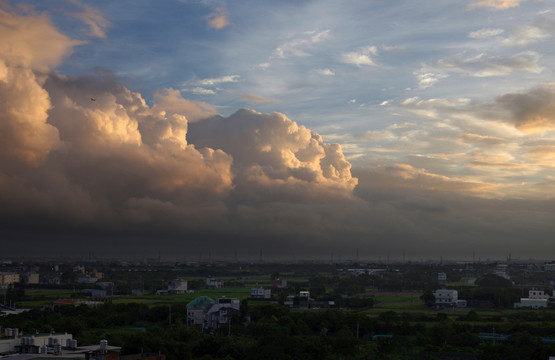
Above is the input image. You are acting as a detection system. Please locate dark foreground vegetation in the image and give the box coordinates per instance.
[4,301,555,359]
[2,259,555,359]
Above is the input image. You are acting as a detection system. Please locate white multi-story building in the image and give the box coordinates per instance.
[434,289,458,306]
[438,272,447,282]
[514,289,549,309]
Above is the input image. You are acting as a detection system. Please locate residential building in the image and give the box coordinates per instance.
[0,273,20,286]
[82,289,107,298]
[437,272,447,283]
[284,291,312,309]
[23,273,39,285]
[272,279,287,288]
[73,265,86,274]
[168,279,187,294]
[250,286,271,299]
[514,289,550,309]
[206,276,223,289]
[544,264,555,271]
[433,289,458,308]
[187,296,216,327]
[186,296,239,330]
[206,297,241,329]
[40,275,60,285]
[76,276,98,284]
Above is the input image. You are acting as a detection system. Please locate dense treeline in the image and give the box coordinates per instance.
[4,302,555,359]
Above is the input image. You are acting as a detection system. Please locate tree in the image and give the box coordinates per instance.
[421,289,435,307]
[475,274,513,288]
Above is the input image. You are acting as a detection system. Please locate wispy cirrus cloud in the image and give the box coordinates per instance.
[274,29,331,58]
[419,51,543,83]
[68,0,110,38]
[340,45,378,67]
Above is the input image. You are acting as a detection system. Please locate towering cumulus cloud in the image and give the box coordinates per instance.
[189,109,357,202]
[0,5,357,249]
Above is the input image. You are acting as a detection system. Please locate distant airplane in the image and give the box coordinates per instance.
[90,98,96,101]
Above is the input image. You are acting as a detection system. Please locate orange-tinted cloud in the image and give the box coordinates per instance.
[470,0,520,10]
[189,109,358,201]
[0,8,83,71]
[206,7,230,30]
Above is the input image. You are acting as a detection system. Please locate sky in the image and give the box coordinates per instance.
[1,0,555,261]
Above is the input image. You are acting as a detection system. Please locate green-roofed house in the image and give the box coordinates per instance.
[186,296,215,327]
